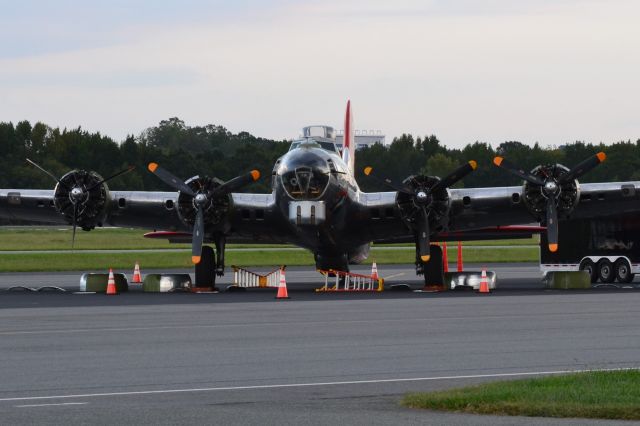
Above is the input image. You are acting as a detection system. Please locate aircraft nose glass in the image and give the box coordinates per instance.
[281,166,330,200]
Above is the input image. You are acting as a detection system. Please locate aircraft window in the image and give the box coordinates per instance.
[319,141,338,152]
[289,139,338,153]
[281,167,330,200]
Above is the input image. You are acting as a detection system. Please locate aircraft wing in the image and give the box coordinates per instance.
[0,189,288,243]
[357,181,640,244]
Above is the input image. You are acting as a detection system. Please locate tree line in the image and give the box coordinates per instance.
[2,118,640,194]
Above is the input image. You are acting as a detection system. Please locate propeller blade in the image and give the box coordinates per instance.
[493,157,545,186]
[417,207,431,262]
[363,167,413,194]
[191,207,205,264]
[71,203,78,251]
[546,197,559,252]
[147,163,196,197]
[431,160,477,193]
[26,158,69,190]
[213,170,261,196]
[558,152,606,184]
[86,165,135,192]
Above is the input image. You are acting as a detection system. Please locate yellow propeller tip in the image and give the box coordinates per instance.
[493,157,503,167]
[250,170,260,181]
[148,163,158,172]
[192,256,201,264]
[468,160,478,170]
[364,166,373,176]
[420,255,431,262]
[596,152,606,162]
[548,244,558,252]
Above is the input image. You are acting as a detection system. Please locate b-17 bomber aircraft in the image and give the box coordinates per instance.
[1,101,638,289]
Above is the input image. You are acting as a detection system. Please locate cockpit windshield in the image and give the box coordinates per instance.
[289,138,339,154]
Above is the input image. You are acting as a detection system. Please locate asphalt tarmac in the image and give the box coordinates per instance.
[1,263,640,425]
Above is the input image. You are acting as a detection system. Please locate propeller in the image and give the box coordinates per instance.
[364,160,477,262]
[148,163,260,264]
[27,159,134,248]
[363,167,412,194]
[493,152,606,252]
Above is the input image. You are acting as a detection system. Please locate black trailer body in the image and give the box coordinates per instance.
[541,212,640,283]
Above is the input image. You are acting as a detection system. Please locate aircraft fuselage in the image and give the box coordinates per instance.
[271,142,370,269]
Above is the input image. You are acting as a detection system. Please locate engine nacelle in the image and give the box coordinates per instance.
[396,174,450,233]
[522,164,580,222]
[53,170,109,230]
[176,175,231,229]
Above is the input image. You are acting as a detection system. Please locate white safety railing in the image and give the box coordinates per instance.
[316,269,384,292]
[232,265,284,288]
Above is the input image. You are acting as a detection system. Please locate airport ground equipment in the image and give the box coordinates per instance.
[446,270,497,291]
[79,272,128,293]
[316,269,384,292]
[540,213,640,284]
[230,265,284,289]
[544,271,591,289]
[142,274,192,292]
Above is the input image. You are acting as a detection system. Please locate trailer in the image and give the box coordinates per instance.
[540,212,640,283]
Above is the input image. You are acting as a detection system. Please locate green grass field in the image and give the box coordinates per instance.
[0,247,538,272]
[0,227,539,271]
[0,227,538,251]
[403,370,640,420]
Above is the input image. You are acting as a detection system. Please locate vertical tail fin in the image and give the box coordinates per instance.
[341,100,355,175]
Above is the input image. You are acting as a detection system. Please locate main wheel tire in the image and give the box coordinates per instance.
[614,258,634,283]
[195,245,217,289]
[597,258,615,283]
[579,259,598,283]
[422,244,444,287]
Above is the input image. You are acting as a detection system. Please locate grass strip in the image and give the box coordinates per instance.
[0,227,538,251]
[0,247,538,272]
[403,370,640,420]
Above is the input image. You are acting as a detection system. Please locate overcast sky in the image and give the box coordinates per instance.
[1,0,639,147]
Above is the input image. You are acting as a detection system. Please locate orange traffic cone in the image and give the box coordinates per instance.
[131,261,142,283]
[478,267,490,294]
[106,268,118,295]
[457,241,464,272]
[442,242,449,273]
[276,268,289,299]
[371,261,379,280]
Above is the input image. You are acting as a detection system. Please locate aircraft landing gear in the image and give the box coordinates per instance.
[195,245,217,290]
[214,236,226,277]
[416,244,445,291]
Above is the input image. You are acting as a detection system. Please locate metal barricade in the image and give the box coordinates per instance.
[231,265,285,288]
[316,269,384,292]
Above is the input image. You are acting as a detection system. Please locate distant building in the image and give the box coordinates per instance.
[336,129,385,150]
[298,126,386,150]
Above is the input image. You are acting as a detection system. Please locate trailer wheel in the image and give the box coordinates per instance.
[579,259,598,283]
[597,259,615,283]
[614,258,634,283]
